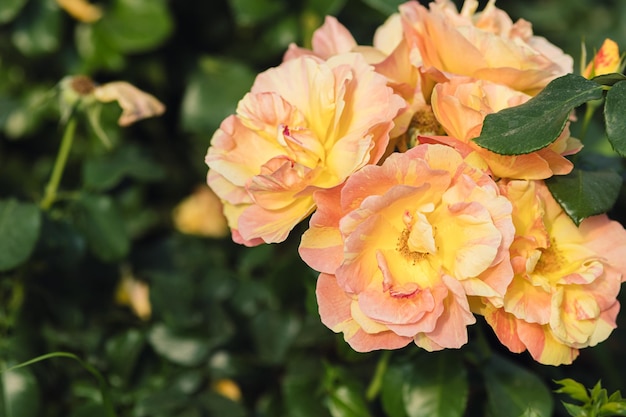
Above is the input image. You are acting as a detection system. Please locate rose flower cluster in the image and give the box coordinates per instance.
[205,0,626,365]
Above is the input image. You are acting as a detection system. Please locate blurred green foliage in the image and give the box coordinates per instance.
[1,0,626,416]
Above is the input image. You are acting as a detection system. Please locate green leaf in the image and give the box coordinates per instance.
[71,194,130,262]
[283,356,331,417]
[593,73,626,87]
[0,199,41,272]
[599,401,626,416]
[483,355,553,417]
[75,23,125,72]
[228,0,285,26]
[604,81,626,156]
[180,56,255,135]
[11,0,61,56]
[0,0,28,23]
[250,310,300,364]
[147,323,211,367]
[95,0,173,53]
[561,402,589,417]
[474,74,604,155]
[305,0,347,16]
[546,169,622,226]
[359,0,405,15]
[402,352,468,417]
[83,145,165,191]
[0,367,40,417]
[105,329,146,386]
[381,363,410,417]
[327,385,372,417]
[554,379,591,403]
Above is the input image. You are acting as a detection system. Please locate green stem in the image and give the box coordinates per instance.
[40,117,78,210]
[579,100,600,142]
[366,350,391,401]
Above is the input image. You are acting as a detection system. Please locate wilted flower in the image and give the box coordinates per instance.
[583,38,623,78]
[300,144,514,351]
[473,180,626,365]
[206,54,405,246]
[172,185,229,238]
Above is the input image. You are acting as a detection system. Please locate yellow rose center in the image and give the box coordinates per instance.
[397,204,438,264]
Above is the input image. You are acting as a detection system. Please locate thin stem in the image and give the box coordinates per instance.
[366,350,392,401]
[40,117,78,210]
[579,100,600,142]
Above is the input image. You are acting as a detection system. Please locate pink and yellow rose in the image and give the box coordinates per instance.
[300,144,515,351]
[399,0,573,95]
[428,76,581,179]
[206,54,405,245]
[473,180,626,365]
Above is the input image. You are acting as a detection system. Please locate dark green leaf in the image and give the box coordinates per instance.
[71,194,130,262]
[0,199,41,271]
[75,24,125,72]
[593,73,626,87]
[0,367,40,417]
[34,214,86,269]
[105,329,146,386]
[305,0,347,16]
[11,0,61,56]
[546,169,622,226]
[474,74,604,155]
[483,355,553,417]
[83,145,165,191]
[604,80,626,156]
[283,356,331,417]
[327,384,372,417]
[96,0,173,53]
[554,378,591,403]
[181,56,255,135]
[228,0,285,26]
[402,352,468,417]
[359,0,405,15]
[0,0,28,23]
[147,323,210,367]
[381,363,410,417]
[250,311,300,364]
[200,392,247,417]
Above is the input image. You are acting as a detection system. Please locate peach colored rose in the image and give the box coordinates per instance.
[300,144,515,351]
[428,76,581,179]
[283,16,358,61]
[583,38,623,78]
[473,180,626,365]
[399,0,573,95]
[206,54,405,245]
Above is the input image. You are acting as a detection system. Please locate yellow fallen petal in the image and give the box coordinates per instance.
[56,0,102,23]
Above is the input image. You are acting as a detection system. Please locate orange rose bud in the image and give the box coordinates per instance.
[584,39,622,78]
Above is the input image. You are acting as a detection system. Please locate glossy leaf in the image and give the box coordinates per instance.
[327,384,372,417]
[180,56,255,135]
[71,194,130,262]
[546,169,622,226]
[474,74,604,155]
[0,367,40,417]
[147,324,211,367]
[402,352,468,417]
[0,199,41,271]
[604,80,626,156]
[483,355,553,417]
[0,0,28,23]
[11,0,61,56]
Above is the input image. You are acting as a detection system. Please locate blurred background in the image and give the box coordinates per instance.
[1,0,625,416]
